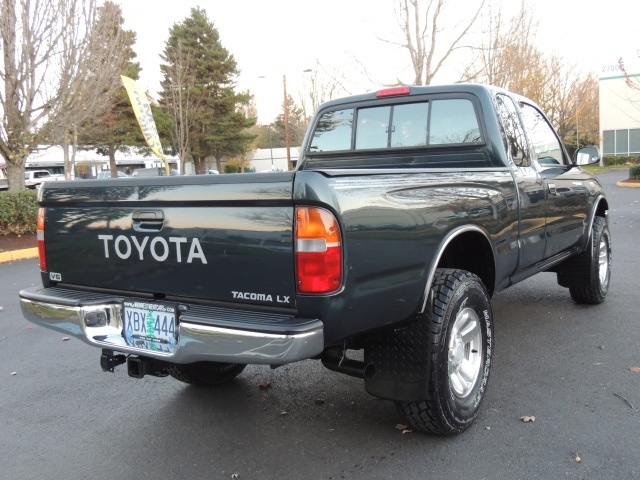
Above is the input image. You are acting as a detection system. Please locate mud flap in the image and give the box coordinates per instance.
[364,314,432,402]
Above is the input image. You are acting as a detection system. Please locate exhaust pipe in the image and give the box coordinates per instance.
[321,346,374,379]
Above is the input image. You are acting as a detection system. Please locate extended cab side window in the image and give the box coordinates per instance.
[495,94,529,167]
[519,103,566,167]
[429,99,481,145]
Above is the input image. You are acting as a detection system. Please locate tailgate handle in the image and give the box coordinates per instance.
[132,210,164,232]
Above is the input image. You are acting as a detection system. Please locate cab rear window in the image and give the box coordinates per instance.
[309,98,482,153]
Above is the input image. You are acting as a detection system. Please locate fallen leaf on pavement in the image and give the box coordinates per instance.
[520,416,536,423]
[629,367,640,373]
[575,455,582,463]
[27,325,33,329]
[258,380,271,389]
[231,473,239,479]
[395,424,408,431]
[280,411,288,416]
[10,372,17,376]
[62,337,70,341]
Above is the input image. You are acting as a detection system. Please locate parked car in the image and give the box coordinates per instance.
[24,170,64,188]
[132,167,180,177]
[97,171,128,179]
[0,167,8,190]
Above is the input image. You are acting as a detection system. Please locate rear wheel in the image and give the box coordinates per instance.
[168,362,246,386]
[396,269,493,435]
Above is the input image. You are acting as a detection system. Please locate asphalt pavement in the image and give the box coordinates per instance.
[0,169,638,480]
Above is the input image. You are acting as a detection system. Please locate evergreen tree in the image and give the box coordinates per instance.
[160,8,256,174]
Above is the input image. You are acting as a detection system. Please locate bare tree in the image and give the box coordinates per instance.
[298,60,349,121]
[160,41,205,174]
[0,0,130,189]
[57,2,133,179]
[461,1,541,88]
[619,51,640,91]
[461,1,598,152]
[618,51,640,122]
[386,0,485,86]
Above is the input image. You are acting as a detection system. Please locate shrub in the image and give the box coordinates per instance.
[630,165,640,180]
[0,190,38,236]
[603,155,639,166]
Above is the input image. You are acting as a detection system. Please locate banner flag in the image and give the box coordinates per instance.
[120,75,170,175]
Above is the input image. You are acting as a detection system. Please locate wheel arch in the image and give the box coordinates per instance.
[582,195,609,252]
[419,226,496,313]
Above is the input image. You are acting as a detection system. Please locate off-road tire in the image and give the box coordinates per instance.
[168,362,246,386]
[396,268,493,435]
[567,216,611,305]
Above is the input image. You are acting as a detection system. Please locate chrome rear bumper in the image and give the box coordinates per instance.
[19,287,324,365]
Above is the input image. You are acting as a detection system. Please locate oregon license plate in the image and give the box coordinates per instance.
[122,300,177,353]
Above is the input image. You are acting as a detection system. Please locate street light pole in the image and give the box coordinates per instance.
[283,75,292,171]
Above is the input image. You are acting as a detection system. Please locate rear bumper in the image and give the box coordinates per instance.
[19,287,324,365]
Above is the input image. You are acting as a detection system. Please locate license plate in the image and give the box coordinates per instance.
[122,300,177,353]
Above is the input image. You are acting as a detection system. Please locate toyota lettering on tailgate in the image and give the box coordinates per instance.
[98,234,207,264]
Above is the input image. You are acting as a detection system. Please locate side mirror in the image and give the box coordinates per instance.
[574,146,600,166]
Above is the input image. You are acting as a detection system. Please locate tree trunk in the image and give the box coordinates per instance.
[70,125,78,180]
[62,134,71,180]
[108,144,117,177]
[5,157,27,190]
[215,156,223,174]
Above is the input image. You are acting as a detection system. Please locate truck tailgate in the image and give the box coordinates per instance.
[40,173,296,308]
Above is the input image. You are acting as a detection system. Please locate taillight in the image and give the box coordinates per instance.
[295,207,342,294]
[37,208,46,270]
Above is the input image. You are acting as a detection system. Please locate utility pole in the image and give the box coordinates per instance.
[269,124,274,170]
[283,75,292,170]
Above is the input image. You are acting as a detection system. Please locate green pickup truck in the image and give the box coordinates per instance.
[20,84,610,435]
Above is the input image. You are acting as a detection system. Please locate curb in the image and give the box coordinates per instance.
[0,247,38,264]
[616,181,640,188]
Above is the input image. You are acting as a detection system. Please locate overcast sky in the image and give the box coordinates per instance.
[116,0,639,124]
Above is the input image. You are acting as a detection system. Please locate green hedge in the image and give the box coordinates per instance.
[630,165,640,180]
[603,155,639,166]
[0,190,38,236]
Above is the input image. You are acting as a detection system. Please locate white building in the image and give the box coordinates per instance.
[6,145,179,178]
[599,51,640,158]
[249,147,301,172]
[1,145,303,177]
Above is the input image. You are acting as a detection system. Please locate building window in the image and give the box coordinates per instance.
[603,130,615,155]
[616,129,629,154]
[604,129,640,156]
[630,129,640,154]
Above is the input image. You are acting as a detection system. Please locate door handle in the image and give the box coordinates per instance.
[547,183,557,195]
[132,210,165,232]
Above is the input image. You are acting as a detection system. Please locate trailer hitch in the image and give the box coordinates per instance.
[100,349,126,373]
